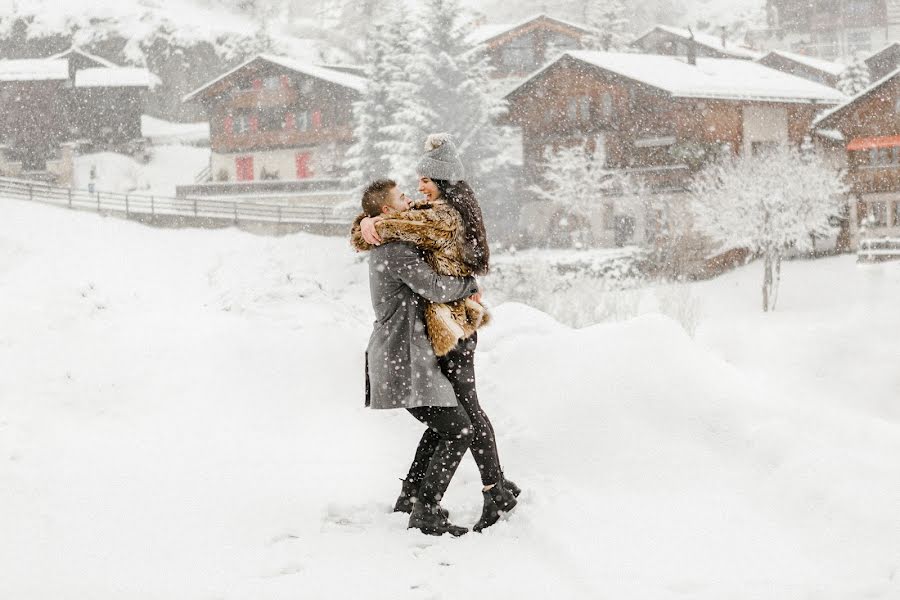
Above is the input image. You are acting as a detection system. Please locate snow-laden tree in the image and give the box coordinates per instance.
[838,54,872,96]
[343,8,421,190]
[580,0,631,51]
[691,145,847,311]
[405,0,511,198]
[530,140,622,248]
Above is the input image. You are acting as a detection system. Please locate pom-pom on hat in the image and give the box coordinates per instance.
[415,132,465,183]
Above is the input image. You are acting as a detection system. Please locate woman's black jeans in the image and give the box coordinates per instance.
[405,333,503,491]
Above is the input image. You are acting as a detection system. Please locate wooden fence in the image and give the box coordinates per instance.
[0,176,348,226]
[858,236,900,262]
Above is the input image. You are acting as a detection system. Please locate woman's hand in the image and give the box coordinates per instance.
[360,216,383,245]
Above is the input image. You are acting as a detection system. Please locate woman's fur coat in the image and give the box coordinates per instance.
[351,201,490,356]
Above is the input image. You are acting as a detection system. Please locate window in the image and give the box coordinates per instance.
[601,93,613,118]
[814,30,839,59]
[869,200,887,226]
[259,109,284,132]
[848,30,871,54]
[263,75,281,90]
[867,147,900,166]
[566,95,591,124]
[234,114,251,134]
[894,200,900,226]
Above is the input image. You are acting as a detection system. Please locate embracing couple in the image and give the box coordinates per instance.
[350,134,519,537]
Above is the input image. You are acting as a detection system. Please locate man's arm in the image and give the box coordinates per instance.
[391,243,477,303]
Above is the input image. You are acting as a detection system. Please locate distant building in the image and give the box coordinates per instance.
[759,0,900,62]
[757,49,846,87]
[503,51,843,268]
[631,25,761,60]
[466,14,592,81]
[183,54,364,187]
[815,68,900,252]
[865,41,900,80]
[0,48,159,182]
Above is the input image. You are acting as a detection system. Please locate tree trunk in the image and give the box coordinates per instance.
[771,251,783,311]
[762,250,773,312]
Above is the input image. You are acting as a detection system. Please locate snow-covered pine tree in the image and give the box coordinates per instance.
[580,0,631,51]
[691,145,847,312]
[408,0,513,230]
[837,54,871,96]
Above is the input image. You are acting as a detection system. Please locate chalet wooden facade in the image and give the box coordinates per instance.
[756,50,845,87]
[0,49,158,181]
[184,55,364,184]
[631,26,761,60]
[503,51,844,261]
[816,70,900,253]
[467,14,591,80]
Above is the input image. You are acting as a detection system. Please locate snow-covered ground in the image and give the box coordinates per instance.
[73,145,210,197]
[1,197,899,599]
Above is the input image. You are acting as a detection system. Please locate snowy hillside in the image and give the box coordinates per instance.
[1,197,899,599]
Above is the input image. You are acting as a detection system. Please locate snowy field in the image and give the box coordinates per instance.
[1,197,899,599]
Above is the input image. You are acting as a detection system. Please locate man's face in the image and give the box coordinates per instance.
[381,186,410,214]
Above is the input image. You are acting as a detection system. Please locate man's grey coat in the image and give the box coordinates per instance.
[365,242,478,410]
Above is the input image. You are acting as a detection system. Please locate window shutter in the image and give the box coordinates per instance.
[312,111,322,129]
[296,153,311,179]
[224,115,234,135]
[252,78,262,90]
[280,75,291,89]
[249,115,259,134]
[284,113,295,130]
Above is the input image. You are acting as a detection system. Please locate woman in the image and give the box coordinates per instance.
[355,133,520,532]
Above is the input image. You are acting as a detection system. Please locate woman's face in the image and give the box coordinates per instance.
[418,177,440,201]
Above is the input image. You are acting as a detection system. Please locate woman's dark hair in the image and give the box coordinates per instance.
[434,179,490,275]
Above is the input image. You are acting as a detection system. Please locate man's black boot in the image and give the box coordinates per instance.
[408,502,468,537]
[473,481,518,532]
[392,479,419,514]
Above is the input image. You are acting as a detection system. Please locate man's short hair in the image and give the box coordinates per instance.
[361,179,397,217]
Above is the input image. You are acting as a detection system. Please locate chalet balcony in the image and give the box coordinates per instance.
[851,165,900,194]
[228,88,300,109]
[211,127,353,153]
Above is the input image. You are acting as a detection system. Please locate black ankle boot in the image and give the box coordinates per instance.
[392,479,419,514]
[473,481,518,532]
[393,479,449,517]
[501,472,521,498]
[408,502,468,537]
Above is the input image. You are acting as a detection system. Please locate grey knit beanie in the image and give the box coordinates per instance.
[415,133,465,183]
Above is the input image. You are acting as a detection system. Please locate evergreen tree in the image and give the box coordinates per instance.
[838,54,871,96]
[408,0,512,218]
[581,0,631,51]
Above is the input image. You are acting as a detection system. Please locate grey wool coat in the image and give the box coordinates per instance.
[365,241,478,410]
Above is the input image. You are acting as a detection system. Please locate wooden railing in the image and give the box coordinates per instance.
[858,236,900,262]
[0,176,347,226]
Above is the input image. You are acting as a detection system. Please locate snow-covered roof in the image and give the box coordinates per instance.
[865,41,900,65]
[0,59,69,82]
[75,67,161,88]
[814,67,900,128]
[759,50,846,77]
[632,25,762,60]
[813,128,845,142]
[183,54,365,103]
[507,51,845,104]
[48,46,118,68]
[466,13,591,47]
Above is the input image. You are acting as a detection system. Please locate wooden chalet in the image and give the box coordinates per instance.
[183,54,364,185]
[0,59,71,173]
[865,42,900,81]
[756,50,845,88]
[631,25,761,60]
[816,68,900,257]
[503,51,844,265]
[466,14,591,80]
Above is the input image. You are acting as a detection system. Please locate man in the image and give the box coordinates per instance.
[358,179,478,536]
